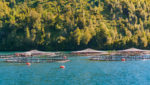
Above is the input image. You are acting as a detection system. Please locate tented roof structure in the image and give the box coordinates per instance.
[25,50,44,53]
[16,50,56,57]
[24,50,46,54]
[25,50,56,55]
[72,48,107,54]
[118,48,146,52]
[116,48,150,55]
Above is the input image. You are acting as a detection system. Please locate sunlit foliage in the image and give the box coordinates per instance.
[0,0,150,51]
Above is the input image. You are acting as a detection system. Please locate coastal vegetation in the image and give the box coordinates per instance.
[0,0,150,51]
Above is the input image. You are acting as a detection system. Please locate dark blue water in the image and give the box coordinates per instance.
[0,56,150,85]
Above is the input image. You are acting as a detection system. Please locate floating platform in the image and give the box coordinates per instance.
[4,56,69,63]
[0,55,13,58]
[89,55,150,61]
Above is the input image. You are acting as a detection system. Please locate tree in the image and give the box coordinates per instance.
[82,28,92,45]
[25,26,30,39]
[73,27,82,45]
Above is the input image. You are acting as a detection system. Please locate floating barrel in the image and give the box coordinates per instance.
[15,53,19,57]
[121,58,126,61]
[60,65,65,69]
[63,56,67,59]
[26,62,31,66]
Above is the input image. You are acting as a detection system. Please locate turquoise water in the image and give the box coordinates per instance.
[0,55,150,85]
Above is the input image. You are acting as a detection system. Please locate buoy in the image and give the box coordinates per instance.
[77,53,80,55]
[15,53,19,57]
[60,65,65,69]
[26,62,31,66]
[121,58,126,61]
[63,56,67,59]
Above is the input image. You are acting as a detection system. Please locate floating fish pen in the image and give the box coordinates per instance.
[0,50,69,63]
[89,55,150,61]
[5,56,69,63]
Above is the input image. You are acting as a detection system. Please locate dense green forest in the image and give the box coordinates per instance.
[0,0,150,51]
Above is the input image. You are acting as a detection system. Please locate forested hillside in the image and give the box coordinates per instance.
[0,0,150,51]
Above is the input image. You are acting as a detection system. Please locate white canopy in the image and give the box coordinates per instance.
[72,48,105,53]
[23,50,56,56]
[118,48,149,52]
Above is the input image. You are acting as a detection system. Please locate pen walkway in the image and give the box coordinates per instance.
[89,55,150,61]
[5,56,69,63]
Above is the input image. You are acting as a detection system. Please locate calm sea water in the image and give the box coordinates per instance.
[0,53,150,85]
